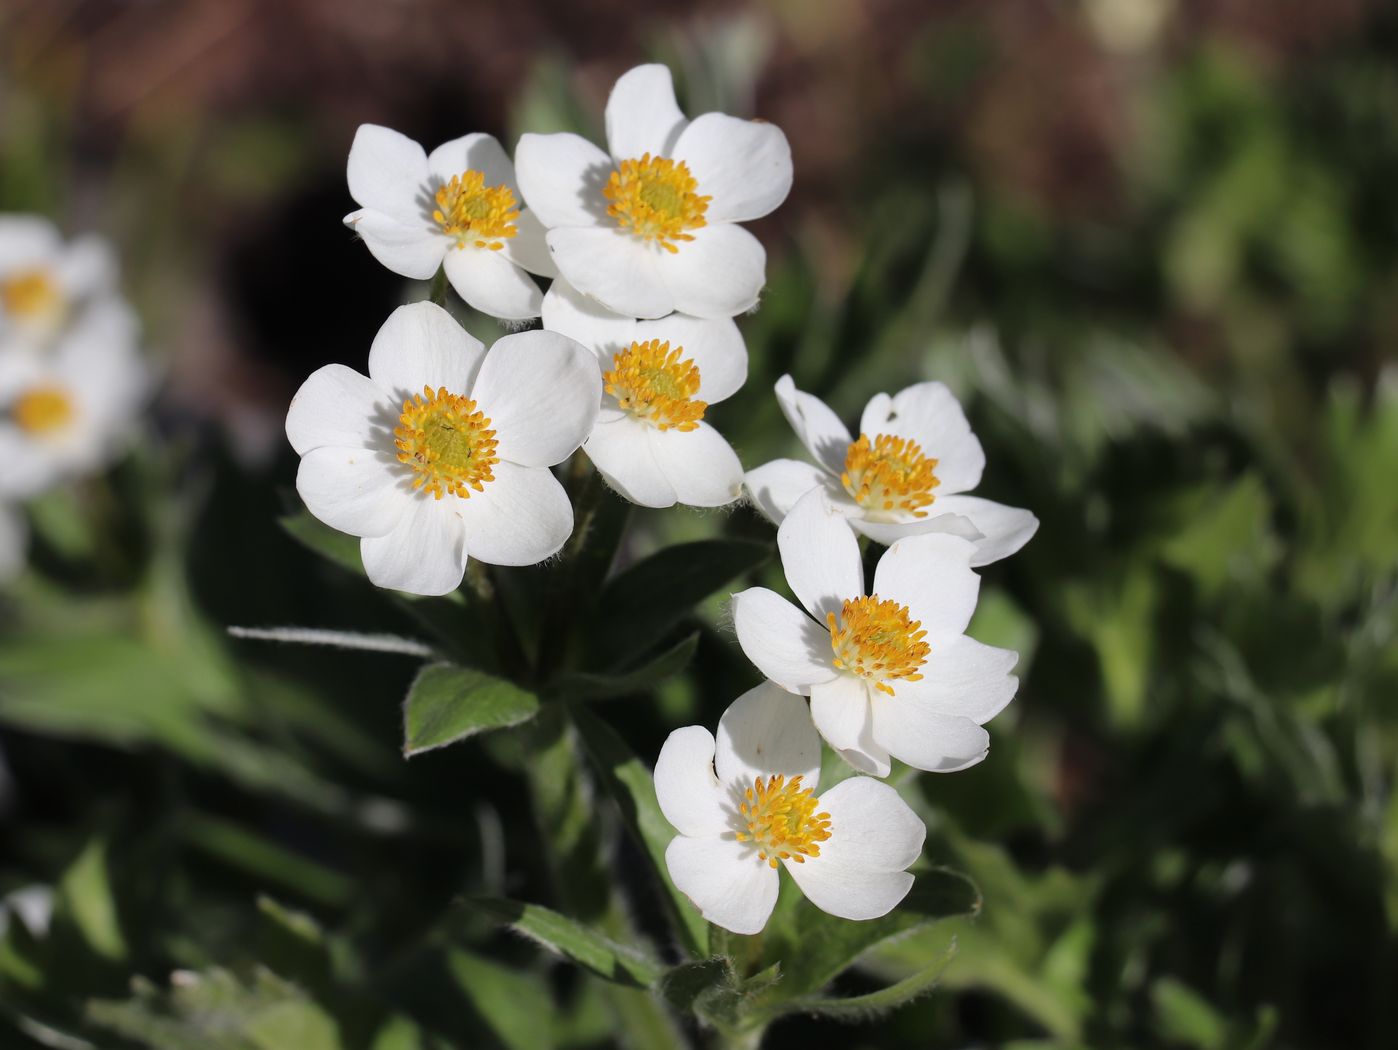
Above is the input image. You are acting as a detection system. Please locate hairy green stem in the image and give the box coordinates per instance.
[428,266,448,306]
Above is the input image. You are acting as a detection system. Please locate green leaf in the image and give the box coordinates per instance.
[59,840,126,962]
[280,509,363,578]
[445,949,554,1050]
[470,897,662,987]
[402,663,539,757]
[549,633,699,701]
[659,957,741,1023]
[779,938,957,1021]
[590,539,770,666]
[761,869,979,1003]
[569,705,709,957]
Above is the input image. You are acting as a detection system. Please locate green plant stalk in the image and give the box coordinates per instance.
[428,266,448,306]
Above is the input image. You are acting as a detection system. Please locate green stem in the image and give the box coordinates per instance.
[536,461,609,681]
[428,266,448,306]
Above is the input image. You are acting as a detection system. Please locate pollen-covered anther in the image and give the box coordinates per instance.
[2,269,64,321]
[841,433,940,517]
[604,153,710,253]
[735,774,832,869]
[13,385,75,435]
[394,385,499,499]
[603,339,707,431]
[827,595,931,697]
[433,170,520,251]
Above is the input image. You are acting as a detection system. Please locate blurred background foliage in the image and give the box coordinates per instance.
[1,0,1396,1047]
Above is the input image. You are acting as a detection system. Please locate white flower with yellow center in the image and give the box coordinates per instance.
[343,127,555,320]
[286,302,599,595]
[0,300,146,502]
[731,489,1019,777]
[745,375,1040,566]
[515,64,792,320]
[541,279,744,508]
[656,682,926,935]
[0,216,117,348]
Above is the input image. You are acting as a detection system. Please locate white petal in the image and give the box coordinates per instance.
[346,124,429,224]
[785,856,913,922]
[870,704,990,774]
[455,461,573,567]
[0,427,57,500]
[646,423,742,508]
[540,277,636,367]
[360,494,469,596]
[367,301,486,401]
[672,113,792,223]
[547,227,673,319]
[774,374,851,475]
[500,208,557,278]
[584,417,676,508]
[873,532,980,641]
[714,681,822,789]
[344,208,444,280]
[54,236,116,300]
[862,382,985,494]
[744,459,834,526]
[514,132,613,228]
[654,726,729,838]
[815,776,925,871]
[605,64,688,161]
[426,133,517,195]
[665,835,779,936]
[285,364,391,456]
[663,223,765,319]
[0,216,59,270]
[470,330,599,467]
[730,588,838,693]
[0,504,27,582]
[849,510,983,547]
[894,635,1018,724]
[778,488,865,622]
[633,312,746,404]
[295,446,406,538]
[809,675,872,752]
[932,495,1039,566]
[441,247,543,321]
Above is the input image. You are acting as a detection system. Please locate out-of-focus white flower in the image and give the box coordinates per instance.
[344,126,555,320]
[286,301,599,595]
[0,504,25,584]
[0,216,117,348]
[0,300,146,502]
[656,682,925,934]
[541,279,745,508]
[515,64,792,319]
[744,375,1039,566]
[731,489,1018,777]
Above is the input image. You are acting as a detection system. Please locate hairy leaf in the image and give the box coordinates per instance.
[402,663,539,757]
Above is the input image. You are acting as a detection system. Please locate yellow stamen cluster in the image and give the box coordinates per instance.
[735,774,832,868]
[394,386,499,499]
[827,595,930,696]
[2,269,63,321]
[13,385,74,435]
[841,433,940,518]
[433,170,519,251]
[604,153,710,253]
[603,339,706,431]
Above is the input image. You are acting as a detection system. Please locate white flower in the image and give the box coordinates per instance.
[0,299,146,502]
[540,278,745,508]
[0,504,25,584]
[344,126,556,320]
[285,301,600,595]
[656,682,925,935]
[745,375,1039,566]
[515,64,792,320]
[731,489,1019,777]
[0,216,117,348]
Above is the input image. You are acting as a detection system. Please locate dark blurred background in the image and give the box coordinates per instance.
[1,1,1395,1047]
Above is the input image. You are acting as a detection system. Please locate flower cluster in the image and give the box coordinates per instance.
[291,63,1036,933]
[0,216,149,582]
